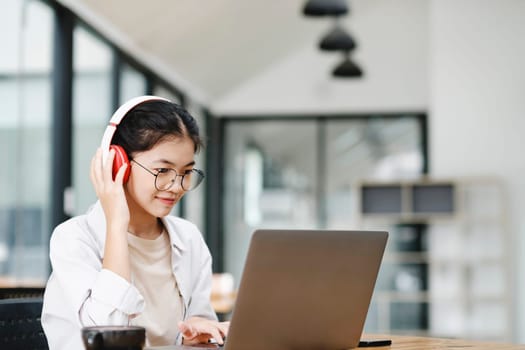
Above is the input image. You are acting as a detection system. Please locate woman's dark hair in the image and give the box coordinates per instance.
[111,100,204,157]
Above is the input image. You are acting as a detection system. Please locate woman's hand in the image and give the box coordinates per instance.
[178,317,230,345]
[90,148,130,228]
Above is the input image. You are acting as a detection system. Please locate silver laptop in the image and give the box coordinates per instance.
[145,229,387,350]
[224,229,388,350]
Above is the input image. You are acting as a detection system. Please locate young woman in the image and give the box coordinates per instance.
[42,96,228,349]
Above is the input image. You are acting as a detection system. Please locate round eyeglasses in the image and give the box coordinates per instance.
[131,159,205,191]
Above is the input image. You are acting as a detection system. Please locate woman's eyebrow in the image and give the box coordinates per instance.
[153,159,196,167]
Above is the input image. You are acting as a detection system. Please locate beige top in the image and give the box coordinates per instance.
[128,230,183,346]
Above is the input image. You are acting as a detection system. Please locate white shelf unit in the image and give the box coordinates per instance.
[357,177,511,342]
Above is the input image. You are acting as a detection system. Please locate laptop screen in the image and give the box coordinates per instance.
[225,229,388,350]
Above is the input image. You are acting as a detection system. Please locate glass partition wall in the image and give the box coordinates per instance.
[223,120,319,281]
[120,62,147,103]
[0,0,53,284]
[72,26,113,215]
[222,116,425,286]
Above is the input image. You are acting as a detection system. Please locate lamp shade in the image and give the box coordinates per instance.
[320,25,356,51]
[303,0,348,17]
[332,54,363,78]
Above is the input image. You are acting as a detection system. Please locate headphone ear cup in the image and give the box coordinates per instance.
[110,145,131,183]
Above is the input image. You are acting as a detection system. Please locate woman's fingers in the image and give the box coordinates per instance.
[90,147,130,200]
[90,148,106,194]
[178,318,226,345]
[202,326,224,345]
[90,147,130,226]
[102,148,116,183]
[178,322,195,339]
[89,149,98,187]
[114,162,128,185]
[218,321,230,337]
[90,148,119,185]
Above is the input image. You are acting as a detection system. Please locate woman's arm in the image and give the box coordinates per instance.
[90,148,131,282]
[46,213,144,327]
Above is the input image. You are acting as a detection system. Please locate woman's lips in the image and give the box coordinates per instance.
[157,197,176,206]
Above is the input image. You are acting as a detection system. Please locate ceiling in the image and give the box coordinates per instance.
[56,0,343,103]
[54,0,430,115]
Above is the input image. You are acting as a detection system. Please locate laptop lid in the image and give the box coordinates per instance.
[224,229,388,350]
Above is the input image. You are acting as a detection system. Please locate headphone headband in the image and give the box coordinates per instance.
[100,95,169,164]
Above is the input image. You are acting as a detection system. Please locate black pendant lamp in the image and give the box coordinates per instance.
[303,0,348,17]
[319,25,356,51]
[302,0,363,78]
[333,51,363,78]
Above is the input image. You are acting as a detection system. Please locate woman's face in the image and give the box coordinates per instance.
[125,136,196,221]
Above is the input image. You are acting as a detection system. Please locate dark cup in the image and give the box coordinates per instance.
[82,325,146,350]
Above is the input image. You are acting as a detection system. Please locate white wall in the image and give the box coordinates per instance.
[212,0,429,115]
[429,0,525,342]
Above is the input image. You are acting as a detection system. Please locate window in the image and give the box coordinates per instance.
[0,0,53,282]
[72,25,113,215]
[222,115,425,285]
[223,119,318,281]
[120,62,146,103]
[182,99,207,229]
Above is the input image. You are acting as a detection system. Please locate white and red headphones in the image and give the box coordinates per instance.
[100,95,169,183]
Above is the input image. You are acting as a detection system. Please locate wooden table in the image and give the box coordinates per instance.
[146,334,525,349]
[364,334,525,349]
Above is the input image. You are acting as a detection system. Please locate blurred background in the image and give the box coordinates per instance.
[1,0,524,344]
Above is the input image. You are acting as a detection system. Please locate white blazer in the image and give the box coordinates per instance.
[41,201,217,350]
